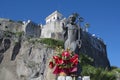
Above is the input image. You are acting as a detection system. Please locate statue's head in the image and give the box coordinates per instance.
[67,13,79,25]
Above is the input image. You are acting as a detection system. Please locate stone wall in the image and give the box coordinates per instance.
[23,20,41,38]
[0,18,23,33]
[80,30,110,68]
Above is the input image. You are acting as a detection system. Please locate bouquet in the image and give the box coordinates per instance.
[49,47,79,75]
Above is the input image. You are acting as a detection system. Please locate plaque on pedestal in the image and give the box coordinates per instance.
[77,76,82,80]
[57,76,72,80]
[82,76,90,80]
[57,76,65,80]
[66,76,72,80]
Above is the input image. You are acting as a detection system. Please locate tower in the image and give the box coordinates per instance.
[45,10,63,24]
[41,11,66,40]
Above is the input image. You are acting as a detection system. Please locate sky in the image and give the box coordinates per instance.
[0,0,120,67]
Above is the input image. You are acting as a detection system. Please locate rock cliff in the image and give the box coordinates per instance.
[80,30,110,68]
[0,29,111,80]
[0,30,55,80]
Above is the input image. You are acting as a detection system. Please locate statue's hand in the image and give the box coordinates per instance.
[76,40,82,48]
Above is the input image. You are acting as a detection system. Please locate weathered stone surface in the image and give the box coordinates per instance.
[0,39,55,80]
[0,18,23,33]
[80,30,110,69]
[0,18,41,38]
[0,30,55,80]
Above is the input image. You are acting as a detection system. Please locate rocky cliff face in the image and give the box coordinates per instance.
[80,30,110,68]
[0,27,111,80]
[0,30,55,80]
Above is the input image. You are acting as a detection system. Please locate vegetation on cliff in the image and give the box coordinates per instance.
[80,54,119,80]
[40,38,120,80]
[28,38,64,48]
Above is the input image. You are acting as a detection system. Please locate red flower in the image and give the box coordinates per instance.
[57,58,64,64]
[62,51,70,57]
[69,66,77,72]
[53,56,64,64]
[53,66,61,74]
[53,56,59,60]
[49,61,54,69]
[70,54,79,65]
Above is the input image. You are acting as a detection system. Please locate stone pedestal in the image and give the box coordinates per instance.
[82,76,90,80]
[77,76,82,80]
[66,76,72,80]
[57,76,65,80]
[57,76,72,80]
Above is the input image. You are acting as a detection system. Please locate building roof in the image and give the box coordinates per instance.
[45,10,63,21]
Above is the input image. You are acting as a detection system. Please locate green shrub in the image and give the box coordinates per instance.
[79,53,94,66]
[14,31,24,37]
[81,65,116,80]
[79,54,116,80]
[40,38,64,48]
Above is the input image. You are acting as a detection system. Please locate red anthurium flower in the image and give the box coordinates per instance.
[49,61,54,69]
[73,58,78,65]
[73,54,79,58]
[58,58,64,64]
[53,56,59,60]
[69,66,77,72]
[62,51,70,57]
[53,66,61,74]
[53,56,59,64]
[70,54,79,65]
[53,56,64,65]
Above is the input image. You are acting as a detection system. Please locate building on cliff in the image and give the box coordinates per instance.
[40,11,66,40]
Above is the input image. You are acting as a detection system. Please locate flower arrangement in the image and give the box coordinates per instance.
[49,47,79,75]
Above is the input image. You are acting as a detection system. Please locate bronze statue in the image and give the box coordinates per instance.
[62,13,82,53]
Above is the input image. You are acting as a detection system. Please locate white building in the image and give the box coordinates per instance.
[41,11,67,40]
[45,10,63,24]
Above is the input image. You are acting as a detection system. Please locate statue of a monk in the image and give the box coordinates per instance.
[62,13,81,53]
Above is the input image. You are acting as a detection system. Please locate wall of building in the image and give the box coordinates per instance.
[45,11,63,24]
[41,21,64,40]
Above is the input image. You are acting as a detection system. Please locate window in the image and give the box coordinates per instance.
[57,17,59,20]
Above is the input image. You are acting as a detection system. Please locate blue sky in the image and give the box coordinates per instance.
[0,0,120,67]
